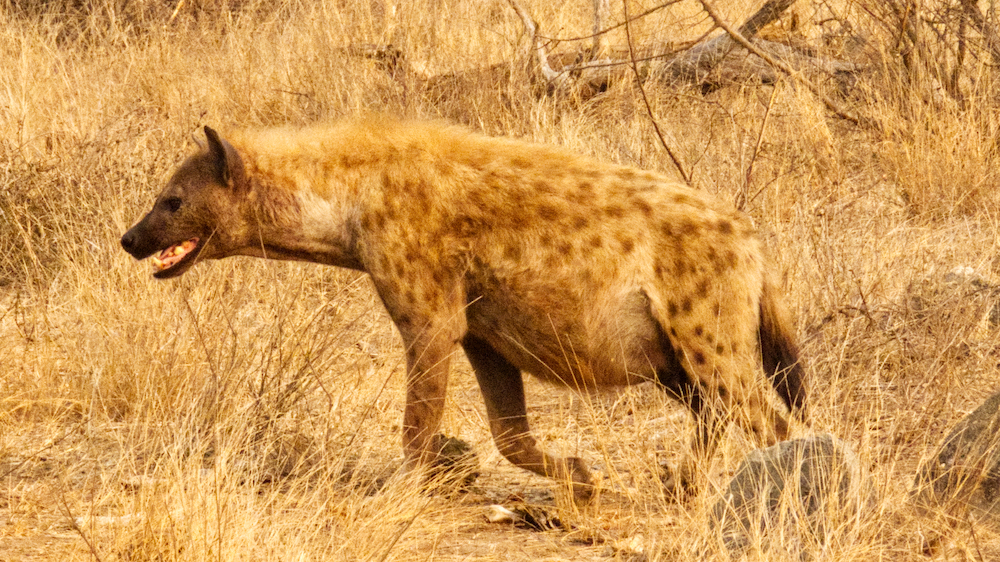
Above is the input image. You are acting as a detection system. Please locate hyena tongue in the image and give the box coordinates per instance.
[151,239,198,270]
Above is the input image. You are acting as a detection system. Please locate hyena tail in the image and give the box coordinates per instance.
[759,274,807,420]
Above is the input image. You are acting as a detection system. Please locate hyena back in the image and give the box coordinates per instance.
[121,117,806,503]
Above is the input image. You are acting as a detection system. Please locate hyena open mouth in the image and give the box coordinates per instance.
[150,238,200,277]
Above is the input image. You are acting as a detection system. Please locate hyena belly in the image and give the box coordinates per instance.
[464,263,671,389]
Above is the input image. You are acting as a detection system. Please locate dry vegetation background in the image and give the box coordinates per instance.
[4,0,1000,559]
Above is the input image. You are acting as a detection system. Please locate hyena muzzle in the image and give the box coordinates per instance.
[121,119,806,503]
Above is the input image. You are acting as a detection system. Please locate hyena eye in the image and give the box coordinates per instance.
[163,197,182,213]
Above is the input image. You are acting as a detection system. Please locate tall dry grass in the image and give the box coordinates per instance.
[4,0,1000,559]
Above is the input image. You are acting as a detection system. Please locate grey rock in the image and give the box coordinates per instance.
[710,434,865,558]
[914,388,1000,523]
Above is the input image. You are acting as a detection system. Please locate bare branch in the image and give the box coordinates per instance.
[696,0,861,125]
[663,0,796,82]
[624,0,691,185]
[591,0,612,59]
[959,0,1000,67]
[506,0,571,89]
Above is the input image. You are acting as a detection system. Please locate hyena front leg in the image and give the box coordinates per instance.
[397,320,465,479]
[461,334,595,504]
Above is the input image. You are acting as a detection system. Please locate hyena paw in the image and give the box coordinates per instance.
[565,456,596,505]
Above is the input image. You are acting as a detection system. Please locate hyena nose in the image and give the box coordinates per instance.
[120,230,137,253]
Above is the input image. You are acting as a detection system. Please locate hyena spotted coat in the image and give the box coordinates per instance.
[121,117,806,502]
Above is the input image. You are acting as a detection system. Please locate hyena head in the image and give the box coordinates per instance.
[121,126,252,279]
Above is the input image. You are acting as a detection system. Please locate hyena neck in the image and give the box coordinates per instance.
[238,165,364,271]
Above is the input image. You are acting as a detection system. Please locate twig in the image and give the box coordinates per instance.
[506,0,569,89]
[623,0,691,185]
[0,416,88,481]
[696,0,862,126]
[167,0,185,25]
[370,502,430,562]
[547,0,685,43]
[59,496,105,562]
[967,512,986,562]
[738,82,779,210]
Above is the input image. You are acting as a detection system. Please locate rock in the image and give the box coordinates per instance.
[433,434,480,490]
[710,434,865,557]
[914,388,1000,524]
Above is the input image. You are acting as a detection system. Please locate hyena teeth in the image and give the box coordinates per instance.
[151,256,164,269]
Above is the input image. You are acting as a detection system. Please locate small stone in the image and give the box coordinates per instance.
[710,433,866,558]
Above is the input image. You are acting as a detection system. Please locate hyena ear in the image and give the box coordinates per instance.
[203,126,246,190]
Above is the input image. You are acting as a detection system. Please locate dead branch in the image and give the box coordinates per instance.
[623,0,690,185]
[591,0,612,59]
[959,0,1000,67]
[661,0,797,83]
[506,0,571,90]
[697,0,861,125]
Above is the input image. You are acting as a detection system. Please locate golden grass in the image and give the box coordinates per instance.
[4,0,1000,559]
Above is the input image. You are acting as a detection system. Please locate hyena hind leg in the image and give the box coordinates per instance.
[656,359,727,500]
[461,334,595,504]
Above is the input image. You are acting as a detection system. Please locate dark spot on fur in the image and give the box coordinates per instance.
[508,212,530,230]
[538,204,562,221]
[705,332,714,344]
[717,386,729,398]
[432,269,446,285]
[718,220,733,234]
[511,156,531,169]
[532,179,555,195]
[568,188,596,206]
[673,259,687,277]
[589,235,603,250]
[730,343,739,354]
[694,325,704,337]
[669,327,678,337]
[606,205,626,219]
[573,215,589,230]
[503,243,522,261]
[726,251,738,267]
[618,168,638,181]
[620,236,635,254]
[667,301,678,317]
[693,351,706,365]
[682,298,693,314]
[716,344,725,355]
[679,220,697,237]
[557,241,573,255]
[384,203,398,221]
[634,198,654,217]
[696,278,710,298]
[394,261,406,278]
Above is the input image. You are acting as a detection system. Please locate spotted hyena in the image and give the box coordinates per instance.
[121,117,806,503]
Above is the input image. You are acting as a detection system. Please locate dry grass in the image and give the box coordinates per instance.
[4,0,1000,559]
